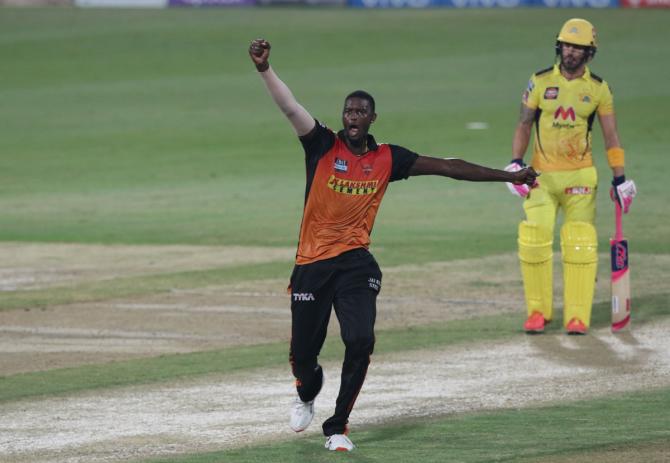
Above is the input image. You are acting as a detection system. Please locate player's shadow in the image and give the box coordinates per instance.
[527,323,649,369]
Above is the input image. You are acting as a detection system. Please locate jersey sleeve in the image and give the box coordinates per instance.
[522,75,540,109]
[597,81,615,116]
[389,145,419,182]
[299,119,336,162]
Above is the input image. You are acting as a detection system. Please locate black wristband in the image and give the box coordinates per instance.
[256,62,269,72]
[612,175,626,186]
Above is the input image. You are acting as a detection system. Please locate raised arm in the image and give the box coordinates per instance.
[409,155,538,186]
[249,38,315,137]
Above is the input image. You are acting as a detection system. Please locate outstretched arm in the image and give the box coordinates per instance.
[409,155,538,186]
[249,38,315,137]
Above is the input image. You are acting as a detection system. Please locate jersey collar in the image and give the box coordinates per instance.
[336,131,379,152]
[554,63,592,81]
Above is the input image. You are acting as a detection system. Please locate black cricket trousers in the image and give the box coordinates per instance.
[289,248,382,436]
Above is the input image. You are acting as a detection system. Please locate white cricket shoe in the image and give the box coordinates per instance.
[289,397,315,432]
[325,434,355,452]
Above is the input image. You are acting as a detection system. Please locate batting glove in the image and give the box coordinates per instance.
[504,159,537,198]
[610,176,637,214]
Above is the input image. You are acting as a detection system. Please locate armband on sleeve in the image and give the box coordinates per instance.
[607,147,625,168]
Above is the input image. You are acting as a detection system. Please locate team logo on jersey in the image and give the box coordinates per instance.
[327,175,378,195]
[564,186,592,195]
[544,87,559,100]
[362,164,373,175]
[334,158,348,173]
[580,94,591,103]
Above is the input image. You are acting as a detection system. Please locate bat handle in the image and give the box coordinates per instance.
[614,200,624,242]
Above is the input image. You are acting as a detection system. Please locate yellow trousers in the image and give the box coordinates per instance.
[523,167,598,230]
[519,166,599,328]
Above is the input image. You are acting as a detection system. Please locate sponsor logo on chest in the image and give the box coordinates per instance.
[327,175,379,195]
[552,106,577,128]
[554,106,575,121]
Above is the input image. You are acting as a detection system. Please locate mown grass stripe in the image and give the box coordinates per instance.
[143,387,670,463]
[1,293,667,403]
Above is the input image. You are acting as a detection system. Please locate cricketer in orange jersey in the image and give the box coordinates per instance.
[295,123,409,265]
[249,38,538,452]
[507,18,637,336]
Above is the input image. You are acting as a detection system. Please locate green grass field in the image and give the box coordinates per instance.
[1,6,669,463]
[2,8,669,257]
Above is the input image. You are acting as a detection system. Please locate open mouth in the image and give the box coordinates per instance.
[347,125,360,136]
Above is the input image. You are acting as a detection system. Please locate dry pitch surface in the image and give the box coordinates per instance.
[1,243,669,462]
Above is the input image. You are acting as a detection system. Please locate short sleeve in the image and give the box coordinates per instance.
[389,145,419,182]
[299,119,335,162]
[522,75,540,109]
[597,82,614,116]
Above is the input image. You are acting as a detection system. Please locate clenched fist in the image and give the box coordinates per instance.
[504,162,539,198]
[249,38,271,72]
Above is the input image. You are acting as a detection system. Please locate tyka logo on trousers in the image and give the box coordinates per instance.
[293,293,315,301]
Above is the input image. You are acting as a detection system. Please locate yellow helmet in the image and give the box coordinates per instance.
[557,18,597,48]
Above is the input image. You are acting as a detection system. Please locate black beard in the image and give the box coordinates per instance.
[561,55,587,73]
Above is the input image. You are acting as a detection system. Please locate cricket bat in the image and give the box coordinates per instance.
[610,200,631,332]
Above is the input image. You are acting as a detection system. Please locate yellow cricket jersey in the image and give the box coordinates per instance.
[522,64,614,173]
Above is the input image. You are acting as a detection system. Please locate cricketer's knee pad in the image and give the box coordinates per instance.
[560,221,598,327]
[518,221,553,318]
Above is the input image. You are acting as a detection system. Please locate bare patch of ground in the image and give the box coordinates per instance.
[0,242,295,291]
[0,244,668,375]
[0,244,669,461]
[1,320,669,463]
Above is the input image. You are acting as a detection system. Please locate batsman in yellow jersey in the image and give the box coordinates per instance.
[506,18,638,335]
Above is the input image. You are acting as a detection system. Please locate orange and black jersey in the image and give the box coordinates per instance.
[295,120,418,265]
